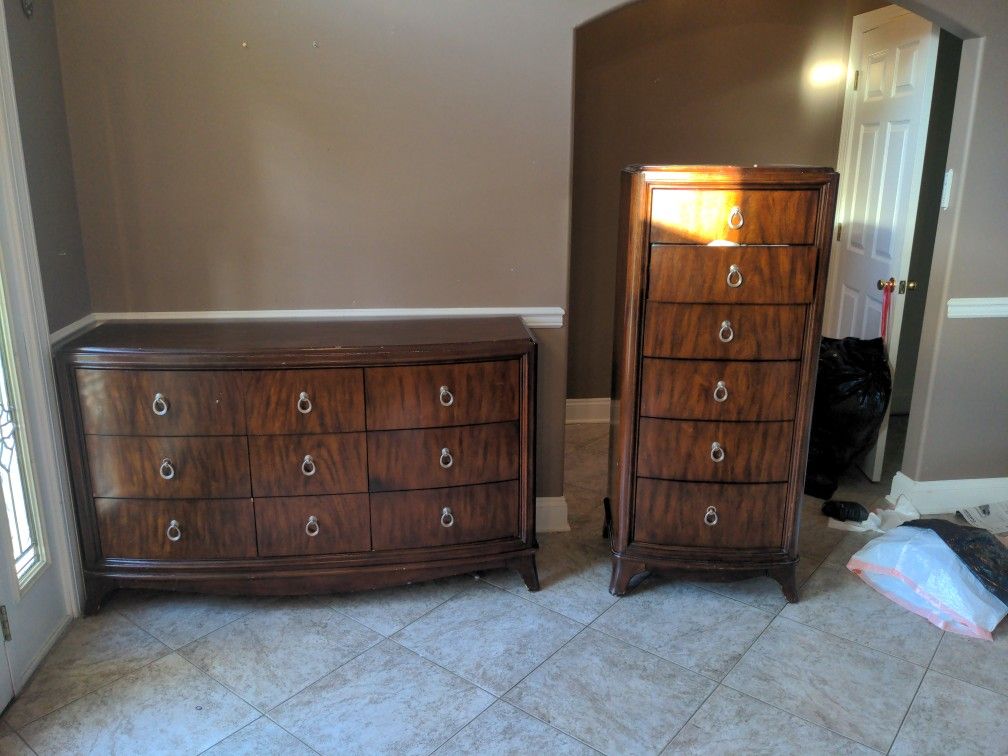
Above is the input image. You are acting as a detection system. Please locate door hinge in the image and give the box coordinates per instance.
[0,605,11,642]
[836,223,843,241]
[853,70,860,90]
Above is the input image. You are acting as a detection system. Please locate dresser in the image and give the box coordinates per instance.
[607,165,838,600]
[55,318,538,612]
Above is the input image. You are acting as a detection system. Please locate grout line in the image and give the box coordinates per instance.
[885,630,946,754]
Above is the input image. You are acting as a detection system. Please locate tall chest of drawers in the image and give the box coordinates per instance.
[607,165,838,599]
[55,318,538,612]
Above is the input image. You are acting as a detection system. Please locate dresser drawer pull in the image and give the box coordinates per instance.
[297,391,313,415]
[713,380,729,403]
[305,515,320,537]
[727,264,743,288]
[704,506,719,526]
[152,392,169,416]
[166,519,182,541]
[439,385,455,407]
[440,507,455,528]
[439,447,454,469]
[718,320,735,343]
[301,454,317,477]
[710,442,725,463]
[159,458,175,480]
[727,205,744,230]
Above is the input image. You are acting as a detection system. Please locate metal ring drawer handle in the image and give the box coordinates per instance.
[439,447,454,469]
[710,442,725,463]
[718,320,735,343]
[159,458,175,480]
[727,264,743,288]
[152,392,169,416]
[297,391,312,415]
[439,385,454,407]
[713,380,728,403]
[727,205,744,229]
[305,515,319,537]
[301,454,316,476]
[704,506,719,527]
[166,519,182,541]
[441,507,455,528]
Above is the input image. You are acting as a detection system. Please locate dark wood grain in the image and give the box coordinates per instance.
[643,302,806,360]
[249,433,367,496]
[633,479,787,549]
[648,245,816,304]
[95,498,257,559]
[650,188,818,244]
[77,368,245,436]
[365,360,519,430]
[637,417,793,482]
[87,436,251,499]
[254,494,371,556]
[640,358,799,421]
[371,481,519,550]
[245,369,364,434]
[368,422,519,492]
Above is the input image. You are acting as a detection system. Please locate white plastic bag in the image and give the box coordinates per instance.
[847,526,1008,639]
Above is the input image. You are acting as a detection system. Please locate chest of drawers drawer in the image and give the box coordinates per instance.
[643,302,805,360]
[364,359,520,430]
[87,436,251,499]
[249,433,368,496]
[254,494,371,557]
[245,369,365,434]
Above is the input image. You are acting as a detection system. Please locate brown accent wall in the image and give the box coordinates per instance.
[568,0,885,399]
[3,0,89,332]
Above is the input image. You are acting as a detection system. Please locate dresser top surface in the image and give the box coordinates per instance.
[624,164,838,186]
[56,316,533,363]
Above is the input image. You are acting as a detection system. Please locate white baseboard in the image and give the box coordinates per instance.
[48,312,98,344]
[536,496,570,533]
[566,397,610,424]
[887,472,1008,515]
[946,297,1008,319]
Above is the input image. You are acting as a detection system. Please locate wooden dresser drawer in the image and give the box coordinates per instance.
[88,436,251,499]
[648,245,816,304]
[650,188,818,244]
[245,369,365,434]
[637,417,792,482]
[254,495,371,556]
[371,481,518,550]
[77,369,244,436]
[249,433,367,496]
[640,358,799,421]
[633,479,787,549]
[368,422,519,492]
[365,360,520,430]
[643,302,805,360]
[95,498,257,559]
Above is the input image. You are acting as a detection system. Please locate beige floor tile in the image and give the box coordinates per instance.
[564,423,609,451]
[202,716,316,755]
[723,617,924,751]
[331,575,473,636]
[593,581,773,679]
[270,641,493,755]
[109,590,262,649]
[392,581,582,695]
[890,670,1008,755]
[664,686,877,755]
[181,598,381,710]
[0,721,34,755]
[505,628,714,754]
[699,577,790,615]
[435,700,595,755]
[930,629,1008,697]
[18,653,256,755]
[3,612,169,730]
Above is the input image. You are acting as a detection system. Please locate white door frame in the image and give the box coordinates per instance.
[824,4,939,481]
[0,8,82,633]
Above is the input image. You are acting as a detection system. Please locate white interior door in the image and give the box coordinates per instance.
[824,6,939,481]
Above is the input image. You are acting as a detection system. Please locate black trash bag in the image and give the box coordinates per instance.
[904,519,1008,605]
[804,337,891,499]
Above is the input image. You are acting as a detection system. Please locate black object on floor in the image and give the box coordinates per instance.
[804,336,891,499]
[904,519,1008,605]
[821,499,870,522]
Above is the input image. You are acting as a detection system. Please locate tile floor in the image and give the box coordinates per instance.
[2,423,1006,755]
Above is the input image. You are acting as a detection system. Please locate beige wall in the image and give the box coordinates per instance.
[567,0,884,399]
[52,0,616,497]
[4,0,89,332]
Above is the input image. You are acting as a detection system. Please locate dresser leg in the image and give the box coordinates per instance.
[601,497,612,539]
[508,555,540,592]
[82,575,114,615]
[609,555,648,596]
[770,564,799,603]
